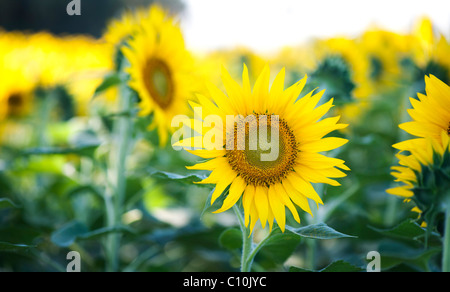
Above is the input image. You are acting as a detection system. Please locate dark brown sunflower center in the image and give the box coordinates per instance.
[7,93,24,116]
[226,114,298,187]
[142,58,174,109]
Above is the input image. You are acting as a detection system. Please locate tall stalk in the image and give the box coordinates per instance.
[105,80,134,272]
[442,197,450,272]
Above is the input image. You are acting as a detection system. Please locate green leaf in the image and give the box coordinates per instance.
[93,73,121,98]
[201,186,229,217]
[0,198,20,209]
[80,225,135,240]
[0,242,36,254]
[369,219,440,244]
[288,266,312,272]
[150,170,207,185]
[219,228,242,250]
[66,185,103,202]
[376,240,441,271]
[258,231,301,265]
[320,260,365,272]
[286,223,356,239]
[23,145,98,157]
[289,260,364,272]
[69,130,101,149]
[51,221,89,247]
[51,221,134,247]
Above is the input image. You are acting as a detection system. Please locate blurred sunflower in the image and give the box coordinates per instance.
[177,65,349,233]
[204,47,266,86]
[311,37,372,124]
[404,17,450,92]
[0,68,35,120]
[270,45,316,87]
[359,28,411,89]
[122,5,196,146]
[104,5,169,47]
[388,75,450,227]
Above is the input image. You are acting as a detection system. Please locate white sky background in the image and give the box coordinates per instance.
[179,0,450,54]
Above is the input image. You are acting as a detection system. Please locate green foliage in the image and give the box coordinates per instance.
[289,260,365,272]
[286,223,356,240]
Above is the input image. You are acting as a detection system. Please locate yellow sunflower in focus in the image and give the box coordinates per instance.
[388,75,450,226]
[123,6,195,146]
[388,133,449,198]
[177,65,349,233]
[394,75,450,149]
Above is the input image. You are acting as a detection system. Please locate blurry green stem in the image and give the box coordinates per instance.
[306,184,322,270]
[443,197,450,272]
[306,238,317,271]
[35,90,56,147]
[385,86,411,226]
[233,205,253,272]
[105,80,133,272]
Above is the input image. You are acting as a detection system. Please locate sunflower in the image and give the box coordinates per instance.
[358,28,410,88]
[388,75,450,227]
[176,65,349,233]
[388,132,450,194]
[311,37,373,125]
[393,74,450,149]
[388,132,450,227]
[405,17,450,90]
[122,5,195,146]
[0,68,35,120]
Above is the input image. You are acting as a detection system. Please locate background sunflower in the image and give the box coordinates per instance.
[123,5,197,146]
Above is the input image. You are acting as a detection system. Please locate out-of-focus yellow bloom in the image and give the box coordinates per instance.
[311,36,372,124]
[198,47,266,92]
[104,4,171,46]
[0,30,114,117]
[408,17,450,85]
[413,17,436,61]
[122,5,197,146]
[358,28,412,89]
[269,45,316,86]
[0,69,35,120]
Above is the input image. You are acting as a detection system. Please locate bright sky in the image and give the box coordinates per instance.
[180,0,450,54]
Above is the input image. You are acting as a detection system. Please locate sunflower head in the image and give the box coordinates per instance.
[395,74,450,145]
[388,74,450,231]
[312,37,374,125]
[388,133,450,231]
[309,55,355,105]
[0,69,35,120]
[177,64,349,233]
[122,5,195,146]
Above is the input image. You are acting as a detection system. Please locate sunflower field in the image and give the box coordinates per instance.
[1,1,450,275]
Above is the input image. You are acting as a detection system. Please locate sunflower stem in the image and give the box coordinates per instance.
[443,196,450,272]
[105,77,134,272]
[233,205,253,272]
[385,85,410,227]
